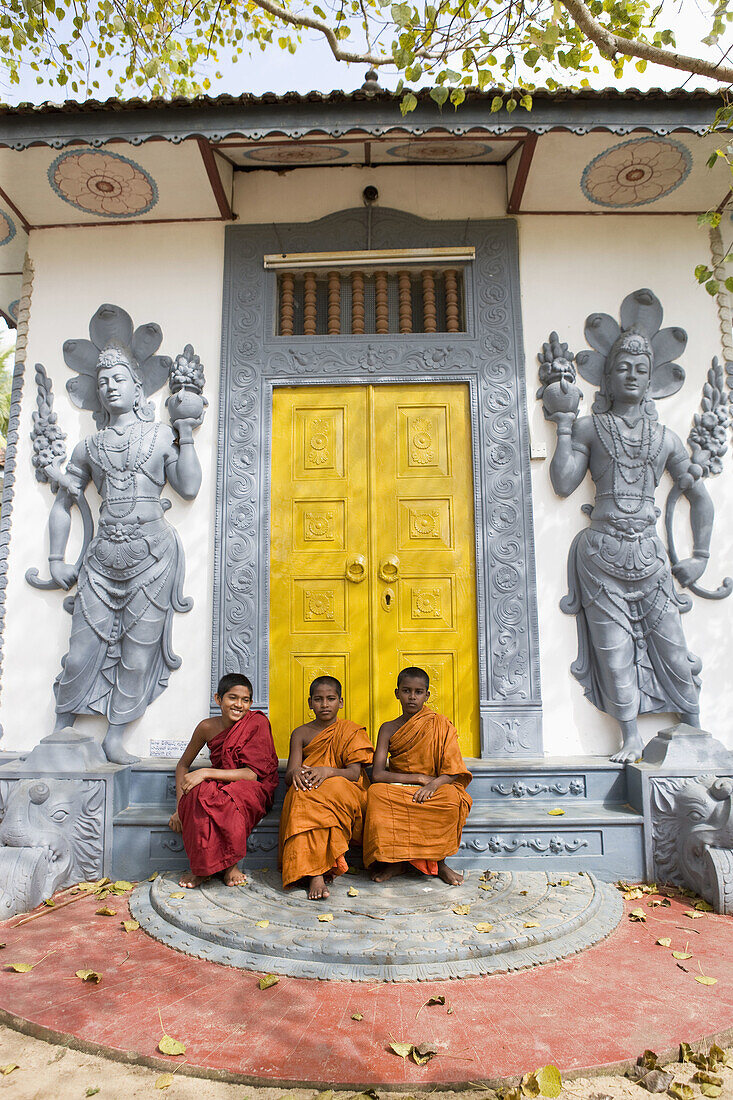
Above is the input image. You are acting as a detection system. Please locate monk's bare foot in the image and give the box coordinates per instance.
[308,875,330,899]
[437,860,463,886]
[179,870,206,889]
[371,861,408,883]
[223,865,247,887]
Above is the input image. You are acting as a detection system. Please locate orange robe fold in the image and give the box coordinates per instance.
[177,711,279,877]
[363,707,472,870]
[279,719,373,888]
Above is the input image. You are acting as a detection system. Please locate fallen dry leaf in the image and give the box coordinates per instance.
[347,887,359,897]
[121,920,140,933]
[255,920,269,928]
[694,975,718,985]
[75,969,102,984]
[547,808,565,816]
[672,951,693,960]
[148,872,158,881]
[95,907,117,917]
[474,922,494,933]
[112,880,134,892]
[258,974,279,990]
[43,898,55,907]
[629,908,646,922]
[318,913,334,923]
[623,888,644,901]
[158,1035,186,1056]
[452,904,471,916]
[523,922,540,929]
[684,910,706,920]
[534,1064,562,1097]
[638,1068,673,1093]
[85,1089,100,1097]
[389,1041,413,1060]
[155,1074,174,1090]
[6,963,33,973]
[168,892,186,900]
[647,898,671,908]
[411,1042,438,1066]
[655,938,672,947]
[668,1083,695,1100]
[351,1013,363,1021]
[0,1064,18,1076]
[694,899,714,911]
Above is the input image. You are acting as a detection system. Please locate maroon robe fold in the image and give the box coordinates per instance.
[178,710,279,877]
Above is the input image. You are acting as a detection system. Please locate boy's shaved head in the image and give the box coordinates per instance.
[309,675,342,697]
[217,672,253,697]
[397,666,429,689]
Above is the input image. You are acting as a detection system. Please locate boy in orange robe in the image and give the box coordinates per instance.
[364,666,472,886]
[169,673,279,888]
[279,675,373,900]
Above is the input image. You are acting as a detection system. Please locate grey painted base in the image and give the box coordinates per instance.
[130,868,623,982]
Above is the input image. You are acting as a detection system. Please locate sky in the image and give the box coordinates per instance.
[0,1,731,105]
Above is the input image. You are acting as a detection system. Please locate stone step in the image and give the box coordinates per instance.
[123,756,629,811]
[111,798,643,883]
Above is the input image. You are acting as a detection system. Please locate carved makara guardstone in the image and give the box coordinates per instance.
[537,289,731,763]
[27,305,207,765]
[650,774,733,914]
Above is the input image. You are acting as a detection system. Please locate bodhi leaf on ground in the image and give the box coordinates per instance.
[547,808,565,816]
[314,1091,333,1100]
[347,887,359,896]
[6,963,34,973]
[684,910,706,920]
[351,1013,364,1021]
[452,904,471,915]
[411,1042,438,1065]
[655,937,671,947]
[85,1089,101,1097]
[389,1041,413,1060]
[75,969,102,983]
[672,951,693,960]
[121,920,140,932]
[318,913,334,922]
[168,892,186,900]
[155,1075,174,1090]
[258,974,279,990]
[255,920,269,928]
[532,1064,562,1097]
[668,1083,695,1100]
[639,1069,673,1093]
[0,1064,18,1075]
[475,922,494,933]
[695,974,718,985]
[629,908,646,921]
[95,907,117,916]
[158,1035,186,1056]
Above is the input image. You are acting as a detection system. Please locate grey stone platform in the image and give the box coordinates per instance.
[130,867,623,982]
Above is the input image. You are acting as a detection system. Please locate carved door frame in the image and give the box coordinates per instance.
[213,208,542,756]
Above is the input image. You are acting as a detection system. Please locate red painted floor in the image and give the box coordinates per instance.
[0,887,731,1085]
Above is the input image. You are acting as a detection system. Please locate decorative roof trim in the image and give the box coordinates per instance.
[0,88,724,151]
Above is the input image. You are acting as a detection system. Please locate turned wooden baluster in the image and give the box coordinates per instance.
[304,271,317,336]
[398,271,413,334]
[375,270,389,334]
[327,271,341,335]
[421,269,437,334]
[279,272,294,336]
[444,269,460,333]
[351,271,365,334]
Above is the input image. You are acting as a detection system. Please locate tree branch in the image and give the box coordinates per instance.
[561,0,733,84]
[250,0,389,64]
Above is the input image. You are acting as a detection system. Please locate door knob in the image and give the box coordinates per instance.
[378,555,400,583]
[345,555,367,583]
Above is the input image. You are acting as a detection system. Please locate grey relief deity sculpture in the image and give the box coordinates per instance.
[651,775,733,914]
[537,288,731,762]
[26,304,206,765]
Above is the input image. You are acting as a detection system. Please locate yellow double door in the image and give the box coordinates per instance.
[269,383,479,757]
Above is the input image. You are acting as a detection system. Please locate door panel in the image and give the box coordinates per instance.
[270,383,479,757]
[371,384,479,751]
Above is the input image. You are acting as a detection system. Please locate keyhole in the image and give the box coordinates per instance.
[385,592,391,606]
[381,587,395,611]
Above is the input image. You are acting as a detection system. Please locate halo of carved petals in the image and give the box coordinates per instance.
[581,138,692,209]
[48,150,158,218]
[575,288,686,399]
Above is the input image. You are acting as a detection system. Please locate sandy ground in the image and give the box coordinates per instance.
[0,1024,730,1100]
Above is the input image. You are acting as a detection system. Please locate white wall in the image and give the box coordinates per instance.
[0,223,226,757]
[2,167,731,759]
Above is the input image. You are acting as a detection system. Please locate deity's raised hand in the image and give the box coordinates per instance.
[542,377,582,421]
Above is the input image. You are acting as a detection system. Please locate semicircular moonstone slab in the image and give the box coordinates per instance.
[131,868,623,982]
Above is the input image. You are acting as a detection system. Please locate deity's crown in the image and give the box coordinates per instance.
[608,328,653,364]
[96,344,136,373]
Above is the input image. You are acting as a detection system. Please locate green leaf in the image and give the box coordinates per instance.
[535,1064,562,1097]
[400,91,418,116]
[430,86,449,106]
[258,973,280,990]
[491,95,503,112]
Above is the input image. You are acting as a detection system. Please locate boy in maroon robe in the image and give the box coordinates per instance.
[168,674,279,887]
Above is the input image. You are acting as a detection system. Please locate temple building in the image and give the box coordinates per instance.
[0,83,731,887]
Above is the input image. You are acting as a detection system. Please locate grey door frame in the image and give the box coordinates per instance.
[212,207,542,756]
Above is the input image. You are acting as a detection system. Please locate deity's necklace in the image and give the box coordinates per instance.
[594,412,665,515]
[90,421,159,520]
